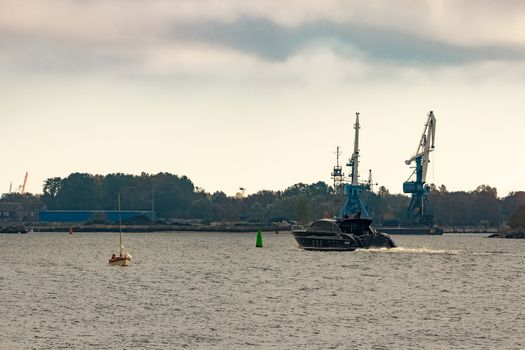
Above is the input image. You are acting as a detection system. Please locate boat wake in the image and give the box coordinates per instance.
[359,247,465,255]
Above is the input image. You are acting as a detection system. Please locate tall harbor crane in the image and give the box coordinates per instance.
[340,113,371,218]
[403,111,436,225]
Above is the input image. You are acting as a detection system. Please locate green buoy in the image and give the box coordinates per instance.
[256,227,264,248]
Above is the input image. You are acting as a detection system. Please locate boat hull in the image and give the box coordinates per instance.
[108,257,132,266]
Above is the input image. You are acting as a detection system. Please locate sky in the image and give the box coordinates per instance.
[1,0,524,197]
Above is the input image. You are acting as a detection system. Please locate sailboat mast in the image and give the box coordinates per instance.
[118,193,123,256]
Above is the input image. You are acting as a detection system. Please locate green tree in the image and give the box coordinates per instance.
[296,196,311,224]
[508,205,525,229]
[42,177,63,209]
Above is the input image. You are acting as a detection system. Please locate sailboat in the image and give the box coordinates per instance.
[108,193,133,266]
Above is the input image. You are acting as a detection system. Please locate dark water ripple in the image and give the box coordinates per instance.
[1,232,524,349]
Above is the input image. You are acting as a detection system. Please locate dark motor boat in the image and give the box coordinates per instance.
[292,216,396,251]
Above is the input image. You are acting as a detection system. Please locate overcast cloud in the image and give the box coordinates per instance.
[1,1,524,195]
[1,0,525,75]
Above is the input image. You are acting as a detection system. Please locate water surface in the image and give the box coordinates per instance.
[1,232,523,349]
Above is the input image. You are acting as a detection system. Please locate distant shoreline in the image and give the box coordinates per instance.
[0,223,290,234]
[0,222,500,235]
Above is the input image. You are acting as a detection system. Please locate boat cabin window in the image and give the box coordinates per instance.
[307,221,341,234]
[342,225,363,235]
[339,220,371,235]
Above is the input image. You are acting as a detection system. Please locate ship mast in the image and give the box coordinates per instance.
[331,146,344,194]
[349,113,360,185]
[340,112,371,218]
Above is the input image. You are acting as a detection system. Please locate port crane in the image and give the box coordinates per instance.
[403,111,436,225]
[10,172,29,194]
[340,113,371,218]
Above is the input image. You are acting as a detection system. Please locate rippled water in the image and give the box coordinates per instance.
[1,232,523,349]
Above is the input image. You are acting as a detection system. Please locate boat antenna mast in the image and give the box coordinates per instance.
[331,146,345,194]
[340,112,371,218]
[403,111,436,225]
[368,169,377,192]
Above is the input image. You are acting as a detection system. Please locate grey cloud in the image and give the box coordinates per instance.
[168,17,525,65]
[2,14,524,75]
[0,34,142,74]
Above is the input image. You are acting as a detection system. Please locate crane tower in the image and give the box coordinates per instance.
[403,111,436,225]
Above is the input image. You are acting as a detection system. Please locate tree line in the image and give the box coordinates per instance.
[1,172,524,227]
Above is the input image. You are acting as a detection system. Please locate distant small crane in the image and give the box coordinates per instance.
[403,111,436,225]
[14,172,29,194]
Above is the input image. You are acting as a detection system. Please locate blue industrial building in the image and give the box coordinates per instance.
[39,210,156,224]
